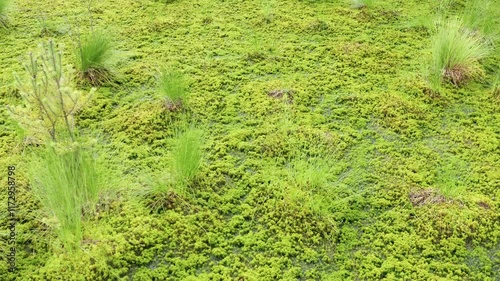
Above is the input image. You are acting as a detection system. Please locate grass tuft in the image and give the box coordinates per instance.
[158,69,188,111]
[28,144,103,253]
[289,157,329,191]
[426,17,491,92]
[261,0,275,23]
[76,30,113,86]
[461,0,498,39]
[171,127,203,194]
[283,152,337,221]
[142,173,182,213]
[435,156,468,200]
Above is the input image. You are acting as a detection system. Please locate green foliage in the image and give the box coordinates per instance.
[7,40,94,143]
[426,17,491,92]
[76,30,113,86]
[435,155,468,199]
[2,0,500,279]
[246,34,268,62]
[36,13,64,37]
[286,156,336,220]
[289,158,329,190]
[28,144,103,253]
[158,69,188,109]
[405,13,442,32]
[461,0,498,39]
[171,127,203,194]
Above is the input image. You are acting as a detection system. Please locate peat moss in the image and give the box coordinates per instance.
[1,0,499,280]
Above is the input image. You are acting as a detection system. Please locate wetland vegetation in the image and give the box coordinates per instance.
[0,0,499,280]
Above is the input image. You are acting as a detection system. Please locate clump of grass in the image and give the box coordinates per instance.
[246,34,268,62]
[28,144,103,253]
[171,127,203,194]
[141,172,182,213]
[37,13,65,37]
[461,0,497,38]
[351,0,374,9]
[76,30,113,86]
[289,158,330,190]
[140,126,203,211]
[405,14,442,33]
[158,69,188,111]
[435,156,467,200]
[284,154,336,220]
[426,18,491,92]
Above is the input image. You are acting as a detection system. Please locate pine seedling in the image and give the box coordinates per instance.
[7,40,94,144]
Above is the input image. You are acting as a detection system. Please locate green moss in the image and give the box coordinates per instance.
[0,0,499,280]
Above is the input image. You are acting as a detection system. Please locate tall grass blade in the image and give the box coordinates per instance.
[461,0,498,38]
[158,69,188,110]
[171,127,203,194]
[28,144,103,252]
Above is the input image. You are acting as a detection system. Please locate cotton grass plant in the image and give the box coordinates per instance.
[75,30,113,86]
[283,151,336,220]
[289,157,330,191]
[142,172,179,213]
[140,125,203,213]
[426,17,491,92]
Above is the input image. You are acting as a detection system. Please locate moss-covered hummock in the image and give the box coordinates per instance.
[0,0,499,280]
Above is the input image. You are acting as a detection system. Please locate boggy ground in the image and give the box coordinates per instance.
[0,0,499,280]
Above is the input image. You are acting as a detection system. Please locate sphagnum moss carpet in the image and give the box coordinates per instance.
[0,0,499,280]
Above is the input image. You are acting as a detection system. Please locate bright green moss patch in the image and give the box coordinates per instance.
[1,0,499,280]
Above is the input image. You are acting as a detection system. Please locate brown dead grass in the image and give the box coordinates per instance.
[267,89,294,103]
[443,64,472,86]
[146,190,180,214]
[477,201,490,209]
[409,189,447,206]
[164,100,183,112]
[81,68,112,87]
